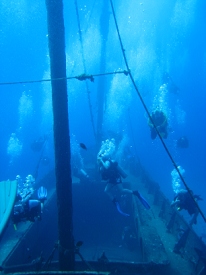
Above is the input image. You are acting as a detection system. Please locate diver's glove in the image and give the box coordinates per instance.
[37,186,47,202]
[133,190,150,209]
[112,198,130,217]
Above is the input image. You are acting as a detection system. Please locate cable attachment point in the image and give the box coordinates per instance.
[75,74,94,82]
[123,70,130,76]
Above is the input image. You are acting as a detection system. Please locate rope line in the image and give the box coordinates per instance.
[0,70,128,87]
[74,0,96,140]
[109,0,206,223]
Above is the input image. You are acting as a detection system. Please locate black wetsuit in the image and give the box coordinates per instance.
[100,159,121,184]
[174,192,199,215]
[149,110,168,139]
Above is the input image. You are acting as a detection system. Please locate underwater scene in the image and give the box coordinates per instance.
[0,0,206,274]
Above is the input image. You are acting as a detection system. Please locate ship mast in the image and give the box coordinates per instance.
[45,0,75,271]
[96,0,110,147]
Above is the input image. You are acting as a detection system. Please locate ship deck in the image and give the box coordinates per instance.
[0,170,205,274]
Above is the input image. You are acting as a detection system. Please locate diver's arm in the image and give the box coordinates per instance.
[171,198,180,207]
[159,113,167,127]
[102,160,111,169]
[98,158,110,169]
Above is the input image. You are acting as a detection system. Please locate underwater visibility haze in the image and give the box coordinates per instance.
[0,0,206,273]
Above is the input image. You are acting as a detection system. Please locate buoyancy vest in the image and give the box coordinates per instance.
[100,159,121,183]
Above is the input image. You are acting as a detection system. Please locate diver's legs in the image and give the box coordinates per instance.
[117,184,150,209]
[117,183,133,195]
[104,183,115,200]
[189,211,199,226]
[104,183,130,216]
[159,126,168,139]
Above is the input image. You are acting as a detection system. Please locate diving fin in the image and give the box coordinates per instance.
[133,190,150,209]
[37,186,47,202]
[112,199,130,217]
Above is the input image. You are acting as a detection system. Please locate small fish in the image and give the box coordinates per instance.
[79,143,87,150]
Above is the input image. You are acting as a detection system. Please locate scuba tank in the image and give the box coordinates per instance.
[116,164,128,179]
[108,159,128,179]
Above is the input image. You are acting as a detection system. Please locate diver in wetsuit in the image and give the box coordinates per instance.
[148,109,168,140]
[13,175,47,225]
[171,189,201,225]
[176,136,189,148]
[97,154,150,216]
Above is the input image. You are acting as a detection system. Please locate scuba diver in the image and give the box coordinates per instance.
[97,139,150,216]
[12,175,47,226]
[176,136,189,148]
[171,189,202,225]
[148,109,168,140]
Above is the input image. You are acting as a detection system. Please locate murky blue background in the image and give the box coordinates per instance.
[0,0,206,237]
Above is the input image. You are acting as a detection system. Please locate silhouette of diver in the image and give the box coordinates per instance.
[97,154,150,216]
[176,136,189,148]
[148,109,168,139]
[171,189,202,225]
[13,175,47,225]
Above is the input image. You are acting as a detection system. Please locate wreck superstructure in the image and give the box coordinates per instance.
[0,0,205,274]
[0,165,205,275]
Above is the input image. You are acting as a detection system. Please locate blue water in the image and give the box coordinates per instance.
[0,0,206,239]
